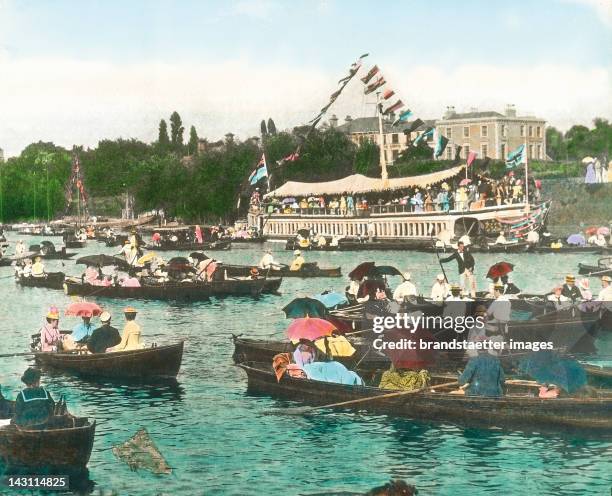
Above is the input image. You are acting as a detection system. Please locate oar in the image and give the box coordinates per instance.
[584,267,612,277]
[0,352,35,358]
[279,380,458,415]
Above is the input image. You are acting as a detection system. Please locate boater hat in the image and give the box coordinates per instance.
[436,273,445,281]
[565,274,575,283]
[494,282,504,290]
[602,276,612,283]
[450,284,461,293]
[100,311,111,322]
[124,306,137,314]
[293,250,301,255]
[21,367,41,385]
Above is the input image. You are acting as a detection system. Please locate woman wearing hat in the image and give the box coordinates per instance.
[31,256,46,278]
[13,367,55,428]
[109,307,144,352]
[40,306,62,352]
[598,275,612,301]
[289,250,305,272]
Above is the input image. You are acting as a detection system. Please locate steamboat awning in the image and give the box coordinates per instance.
[265,165,466,198]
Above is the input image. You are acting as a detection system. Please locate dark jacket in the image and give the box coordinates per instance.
[561,284,581,301]
[87,324,122,353]
[440,249,475,274]
[14,387,55,427]
[459,354,505,397]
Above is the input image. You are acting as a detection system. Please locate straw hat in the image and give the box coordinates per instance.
[293,250,301,256]
[436,273,445,281]
[403,272,411,281]
[565,274,575,283]
[450,284,461,293]
[494,282,504,290]
[123,306,138,314]
[602,275,612,283]
[100,311,111,322]
[46,306,59,320]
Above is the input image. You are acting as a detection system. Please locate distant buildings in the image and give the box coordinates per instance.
[332,105,547,165]
[0,147,4,163]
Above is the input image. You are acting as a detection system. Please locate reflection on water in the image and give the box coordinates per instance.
[0,234,611,494]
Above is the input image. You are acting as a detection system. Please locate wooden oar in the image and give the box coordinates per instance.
[0,352,35,358]
[279,380,458,415]
[583,267,612,277]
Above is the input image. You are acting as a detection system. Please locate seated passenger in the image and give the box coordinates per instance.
[13,368,55,428]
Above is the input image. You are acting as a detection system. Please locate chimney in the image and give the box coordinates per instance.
[344,115,353,123]
[505,104,517,117]
[329,114,339,128]
[443,106,456,119]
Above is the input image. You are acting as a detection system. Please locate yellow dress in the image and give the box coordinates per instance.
[289,256,305,271]
[112,321,143,351]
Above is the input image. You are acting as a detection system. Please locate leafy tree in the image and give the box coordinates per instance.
[169,111,184,150]
[353,138,380,176]
[158,119,170,149]
[188,125,199,155]
[546,127,565,160]
[267,118,277,135]
[260,120,267,136]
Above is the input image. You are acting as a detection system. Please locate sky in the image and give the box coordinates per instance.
[0,0,610,157]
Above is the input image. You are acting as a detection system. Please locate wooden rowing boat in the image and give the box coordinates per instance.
[145,240,231,251]
[238,361,612,432]
[63,276,283,300]
[34,342,184,380]
[64,240,86,249]
[223,262,341,278]
[0,415,95,471]
[16,272,65,290]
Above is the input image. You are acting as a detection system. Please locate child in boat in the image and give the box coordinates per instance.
[13,368,55,428]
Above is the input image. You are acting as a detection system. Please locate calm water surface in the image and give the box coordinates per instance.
[0,235,610,495]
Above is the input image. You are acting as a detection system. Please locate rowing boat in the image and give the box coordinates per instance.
[64,240,86,249]
[223,263,342,278]
[145,240,231,251]
[238,361,612,433]
[63,276,283,300]
[0,414,95,471]
[34,342,184,380]
[16,272,65,290]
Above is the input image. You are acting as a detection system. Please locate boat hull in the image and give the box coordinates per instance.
[17,272,65,290]
[34,342,184,379]
[146,240,231,251]
[224,264,341,278]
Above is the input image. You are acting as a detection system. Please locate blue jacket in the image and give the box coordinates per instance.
[459,354,505,397]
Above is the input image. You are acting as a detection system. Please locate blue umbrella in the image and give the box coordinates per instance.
[282,197,296,204]
[313,291,348,309]
[518,350,587,393]
[282,297,328,318]
[566,233,586,246]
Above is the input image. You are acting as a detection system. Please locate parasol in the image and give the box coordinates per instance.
[597,226,610,236]
[585,226,598,236]
[166,257,194,272]
[151,232,161,241]
[137,252,157,265]
[518,350,587,393]
[358,279,387,299]
[349,261,376,280]
[486,261,514,280]
[381,327,438,369]
[76,254,129,269]
[297,228,311,238]
[581,156,594,163]
[368,265,403,278]
[189,252,209,261]
[313,291,348,309]
[282,297,328,318]
[65,301,102,318]
[282,197,296,204]
[285,317,336,343]
[313,335,355,357]
[566,233,586,246]
[459,178,472,186]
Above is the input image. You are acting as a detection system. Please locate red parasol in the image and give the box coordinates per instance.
[459,178,472,186]
[381,327,438,369]
[585,227,598,236]
[65,302,102,318]
[486,261,514,280]
[285,317,336,343]
[325,316,353,334]
[348,261,376,280]
[152,232,161,241]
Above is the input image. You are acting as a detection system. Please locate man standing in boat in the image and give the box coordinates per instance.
[440,241,476,297]
[13,368,55,427]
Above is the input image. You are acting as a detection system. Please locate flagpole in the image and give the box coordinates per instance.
[376,92,388,183]
[524,121,530,213]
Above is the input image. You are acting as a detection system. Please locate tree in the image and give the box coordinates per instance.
[188,125,199,155]
[169,111,184,150]
[353,138,380,176]
[545,127,565,161]
[267,118,277,135]
[158,119,170,149]
[260,120,267,137]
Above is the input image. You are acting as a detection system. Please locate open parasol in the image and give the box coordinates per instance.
[585,226,598,236]
[312,291,348,309]
[166,257,195,272]
[597,226,610,236]
[459,178,472,186]
[313,335,355,357]
[189,252,209,261]
[368,265,403,278]
[581,156,594,163]
[77,254,129,269]
[65,301,102,318]
[282,297,328,318]
[380,327,438,369]
[137,252,158,265]
[286,317,336,343]
[297,228,311,238]
[518,350,587,393]
[349,261,376,280]
[566,233,586,246]
[486,261,514,280]
[282,197,296,204]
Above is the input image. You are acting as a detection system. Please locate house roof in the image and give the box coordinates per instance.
[443,111,504,120]
[335,117,434,135]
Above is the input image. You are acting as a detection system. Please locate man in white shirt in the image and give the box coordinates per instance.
[393,272,417,303]
[526,229,540,245]
[258,249,279,270]
[430,273,449,301]
[547,285,571,310]
[495,232,507,245]
[486,283,511,335]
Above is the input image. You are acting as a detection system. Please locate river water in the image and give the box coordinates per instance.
[0,234,610,495]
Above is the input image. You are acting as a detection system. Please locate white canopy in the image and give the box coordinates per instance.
[265,165,466,198]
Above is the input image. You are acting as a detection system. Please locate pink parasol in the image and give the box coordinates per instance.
[65,302,102,318]
[459,178,472,186]
[152,232,161,241]
[597,227,610,236]
[286,318,336,343]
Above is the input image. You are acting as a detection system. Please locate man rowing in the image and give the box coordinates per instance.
[259,249,281,270]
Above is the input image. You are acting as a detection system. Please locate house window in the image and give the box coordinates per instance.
[500,143,506,159]
[528,126,533,137]
[463,144,470,159]
[520,125,525,137]
[391,133,399,144]
[446,127,452,138]
[536,126,541,138]
[446,145,453,160]
[481,125,488,137]
[529,144,534,159]
[392,150,399,161]
[463,126,470,138]
[481,143,488,158]
[383,134,387,145]
[536,144,542,159]
[501,125,507,138]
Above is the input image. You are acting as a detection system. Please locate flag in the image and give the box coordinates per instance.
[467,151,477,167]
[392,109,413,126]
[382,99,404,115]
[330,89,342,100]
[403,118,424,135]
[506,144,526,169]
[413,127,434,146]
[249,154,268,185]
[361,65,379,84]
[382,89,395,100]
[434,135,449,158]
[454,145,463,162]
[364,76,386,94]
